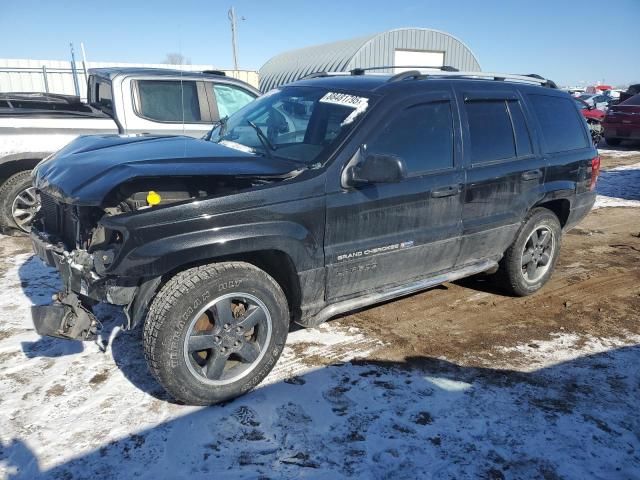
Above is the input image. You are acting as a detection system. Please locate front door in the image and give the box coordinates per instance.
[324,93,464,301]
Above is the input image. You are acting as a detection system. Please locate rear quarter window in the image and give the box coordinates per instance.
[528,94,589,153]
[465,100,516,163]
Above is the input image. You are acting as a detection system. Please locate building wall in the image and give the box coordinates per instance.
[259,28,481,91]
[349,28,481,72]
[0,58,259,99]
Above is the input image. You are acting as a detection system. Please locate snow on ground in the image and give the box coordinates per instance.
[1,251,640,479]
[595,161,640,208]
[1,151,640,479]
[598,148,640,158]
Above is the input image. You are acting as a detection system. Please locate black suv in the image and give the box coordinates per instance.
[30,70,599,405]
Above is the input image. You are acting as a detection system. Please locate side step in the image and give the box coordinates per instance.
[300,259,497,328]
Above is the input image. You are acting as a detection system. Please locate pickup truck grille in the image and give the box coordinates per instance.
[38,193,78,249]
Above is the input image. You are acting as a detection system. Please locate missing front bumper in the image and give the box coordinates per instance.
[29,227,142,339]
[31,293,99,341]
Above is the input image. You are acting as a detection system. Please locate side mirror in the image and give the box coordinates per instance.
[348,153,407,186]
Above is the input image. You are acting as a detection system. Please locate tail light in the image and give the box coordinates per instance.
[590,155,601,191]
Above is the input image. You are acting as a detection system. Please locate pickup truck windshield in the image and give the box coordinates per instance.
[209,86,372,166]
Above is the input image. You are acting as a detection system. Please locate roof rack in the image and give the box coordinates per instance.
[302,66,457,81]
[388,71,558,88]
[350,65,459,75]
[301,69,557,89]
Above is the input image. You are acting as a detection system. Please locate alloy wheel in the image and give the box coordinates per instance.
[521,226,555,283]
[11,187,40,232]
[183,292,272,385]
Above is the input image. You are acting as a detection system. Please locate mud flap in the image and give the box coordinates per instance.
[31,293,99,341]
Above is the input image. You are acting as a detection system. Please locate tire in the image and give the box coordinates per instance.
[143,261,289,405]
[605,137,621,146]
[0,170,38,233]
[496,208,562,297]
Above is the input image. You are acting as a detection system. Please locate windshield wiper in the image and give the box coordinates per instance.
[206,116,228,142]
[246,120,276,158]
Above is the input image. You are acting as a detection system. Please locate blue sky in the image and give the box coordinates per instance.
[1,0,638,86]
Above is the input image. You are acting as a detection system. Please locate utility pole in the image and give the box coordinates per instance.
[228,7,240,70]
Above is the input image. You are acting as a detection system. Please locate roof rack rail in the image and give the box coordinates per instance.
[350,65,459,76]
[387,70,423,83]
[301,69,557,89]
[401,71,558,89]
[520,73,558,89]
[300,71,351,80]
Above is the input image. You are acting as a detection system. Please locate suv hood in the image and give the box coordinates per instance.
[33,134,297,205]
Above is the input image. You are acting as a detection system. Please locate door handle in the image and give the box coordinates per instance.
[431,184,461,198]
[521,169,542,181]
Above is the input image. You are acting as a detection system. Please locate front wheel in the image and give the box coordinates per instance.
[143,262,289,405]
[496,208,562,296]
[0,170,40,233]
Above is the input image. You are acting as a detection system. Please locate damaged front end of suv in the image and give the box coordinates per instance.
[29,132,302,341]
[28,83,374,405]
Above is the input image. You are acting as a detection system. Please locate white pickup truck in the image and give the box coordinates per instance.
[0,67,259,232]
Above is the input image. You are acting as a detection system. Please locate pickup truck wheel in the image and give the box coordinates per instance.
[605,137,621,146]
[143,262,289,405]
[497,208,562,296]
[0,170,39,233]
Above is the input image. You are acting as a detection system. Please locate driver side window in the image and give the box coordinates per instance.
[367,101,454,176]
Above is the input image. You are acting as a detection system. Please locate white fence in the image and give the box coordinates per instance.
[0,58,260,99]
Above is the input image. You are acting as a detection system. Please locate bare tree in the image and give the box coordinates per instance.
[162,53,191,65]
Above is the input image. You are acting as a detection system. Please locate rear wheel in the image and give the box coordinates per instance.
[143,262,289,405]
[605,137,621,146]
[0,170,39,233]
[496,208,562,296]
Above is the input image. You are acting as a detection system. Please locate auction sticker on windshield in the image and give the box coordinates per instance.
[320,92,369,125]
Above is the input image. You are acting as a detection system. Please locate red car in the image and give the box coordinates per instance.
[603,94,640,146]
[574,97,604,144]
[574,97,605,121]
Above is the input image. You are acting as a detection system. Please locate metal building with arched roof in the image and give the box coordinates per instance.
[259,28,481,92]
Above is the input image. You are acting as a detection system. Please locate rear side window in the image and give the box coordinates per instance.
[528,94,589,153]
[211,84,255,118]
[465,100,516,163]
[367,101,454,175]
[136,80,201,123]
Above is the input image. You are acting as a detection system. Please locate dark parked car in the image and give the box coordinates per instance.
[603,94,640,145]
[619,84,640,103]
[29,69,599,405]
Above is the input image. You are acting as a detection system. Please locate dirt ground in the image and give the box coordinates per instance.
[1,148,639,479]
[342,151,640,368]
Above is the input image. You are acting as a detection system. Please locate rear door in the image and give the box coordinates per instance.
[455,88,544,266]
[324,92,464,301]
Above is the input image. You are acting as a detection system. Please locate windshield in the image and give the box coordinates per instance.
[209,86,372,167]
[573,98,587,109]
